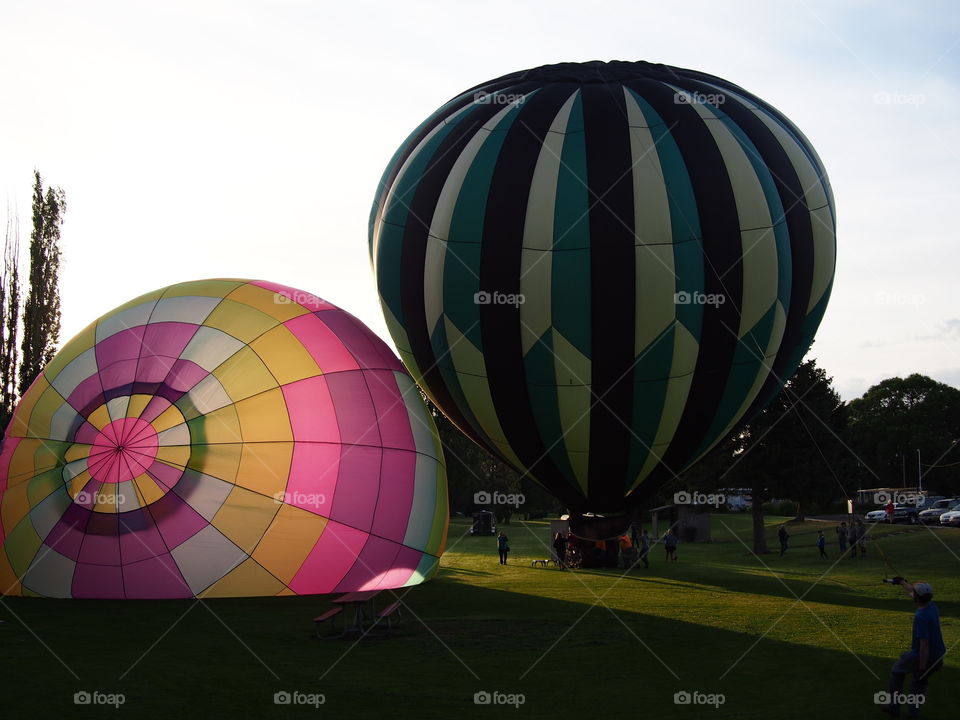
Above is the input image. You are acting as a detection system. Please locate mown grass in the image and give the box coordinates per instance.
[1,514,957,719]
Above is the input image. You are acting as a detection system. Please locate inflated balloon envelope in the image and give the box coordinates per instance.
[369,61,835,529]
[0,279,448,598]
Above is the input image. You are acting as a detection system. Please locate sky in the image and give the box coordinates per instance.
[0,0,957,401]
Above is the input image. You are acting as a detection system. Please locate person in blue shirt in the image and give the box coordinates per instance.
[496,531,509,565]
[882,578,945,718]
[816,530,827,558]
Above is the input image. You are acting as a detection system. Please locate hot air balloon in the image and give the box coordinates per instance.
[369,61,835,523]
[0,279,447,598]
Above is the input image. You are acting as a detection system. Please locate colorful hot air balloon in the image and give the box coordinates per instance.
[369,61,835,516]
[0,279,447,598]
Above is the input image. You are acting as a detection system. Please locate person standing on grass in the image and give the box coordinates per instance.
[497,531,509,565]
[640,528,651,569]
[885,499,896,524]
[882,578,945,718]
[778,524,790,556]
[552,531,566,570]
[663,527,678,562]
[837,522,848,555]
[816,530,827,558]
[857,519,868,557]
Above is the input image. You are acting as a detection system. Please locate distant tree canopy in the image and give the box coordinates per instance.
[0,170,65,433]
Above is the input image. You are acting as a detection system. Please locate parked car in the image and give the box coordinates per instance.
[919,498,958,524]
[940,508,960,527]
[865,507,887,523]
[865,503,921,524]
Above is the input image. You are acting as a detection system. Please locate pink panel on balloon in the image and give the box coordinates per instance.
[324,372,380,446]
[365,370,415,451]
[78,514,121,565]
[135,355,177,384]
[371,449,415,543]
[163,359,208,394]
[317,311,405,372]
[285,442,340,516]
[123,554,192,599]
[148,461,185,489]
[67,375,106,415]
[142,322,197,360]
[139,396,173,424]
[119,512,169,564]
[73,422,100,445]
[73,562,125,599]
[372,545,421,589]
[250,280,337,313]
[45,506,92,561]
[333,535,401,592]
[281,376,340,443]
[288,519,368,595]
[96,327,145,365]
[150,492,207,549]
[0,437,20,498]
[284,313,359,373]
[95,359,137,394]
[330,445,381,532]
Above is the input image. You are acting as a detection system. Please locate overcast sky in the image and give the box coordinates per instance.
[1,0,957,400]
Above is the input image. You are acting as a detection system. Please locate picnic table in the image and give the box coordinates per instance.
[331,590,381,634]
[313,589,404,639]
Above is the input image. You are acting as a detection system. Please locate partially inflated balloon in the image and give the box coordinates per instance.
[370,61,835,514]
[0,279,447,598]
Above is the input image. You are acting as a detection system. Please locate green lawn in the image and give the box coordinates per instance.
[2,515,957,718]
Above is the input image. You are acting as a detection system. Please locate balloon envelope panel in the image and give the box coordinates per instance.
[0,279,448,598]
[369,61,835,513]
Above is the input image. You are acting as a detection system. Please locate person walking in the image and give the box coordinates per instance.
[836,522,848,555]
[640,528,651,569]
[817,530,827,558]
[778,525,790,556]
[552,531,566,570]
[497,531,509,565]
[663,527,678,563]
[882,578,945,718]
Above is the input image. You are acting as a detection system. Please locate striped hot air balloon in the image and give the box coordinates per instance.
[370,61,835,515]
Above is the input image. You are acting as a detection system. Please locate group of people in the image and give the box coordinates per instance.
[493,526,681,570]
[776,518,869,559]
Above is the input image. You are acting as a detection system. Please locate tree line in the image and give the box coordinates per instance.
[1,170,65,432]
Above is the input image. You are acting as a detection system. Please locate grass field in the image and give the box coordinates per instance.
[2,514,957,719]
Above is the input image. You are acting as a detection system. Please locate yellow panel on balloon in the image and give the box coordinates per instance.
[211,485,281,553]
[212,346,278,402]
[151,405,186,433]
[126,394,154,420]
[188,443,242,484]
[199,557,287,598]
[227,283,310,323]
[190,405,243,444]
[8,377,49,437]
[249,325,321,385]
[233,388,292,442]
[251,503,328,585]
[204,299,279,345]
[86,404,112,431]
[156,444,190,468]
[1,483,30,537]
[235,442,292,497]
[7,440,47,487]
[135,474,168,505]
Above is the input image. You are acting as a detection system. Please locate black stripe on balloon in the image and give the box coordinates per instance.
[685,77,817,421]
[478,84,583,510]
[397,101,506,453]
[580,83,637,512]
[636,79,745,481]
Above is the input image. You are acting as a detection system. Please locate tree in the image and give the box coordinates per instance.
[846,375,960,494]
[0,210,21,430]
[19,170,65,396]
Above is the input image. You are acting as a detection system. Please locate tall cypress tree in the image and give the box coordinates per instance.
[0,211,21,430]
[19,170,65,396]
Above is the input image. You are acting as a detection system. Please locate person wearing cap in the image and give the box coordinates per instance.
[882,577,945,717]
